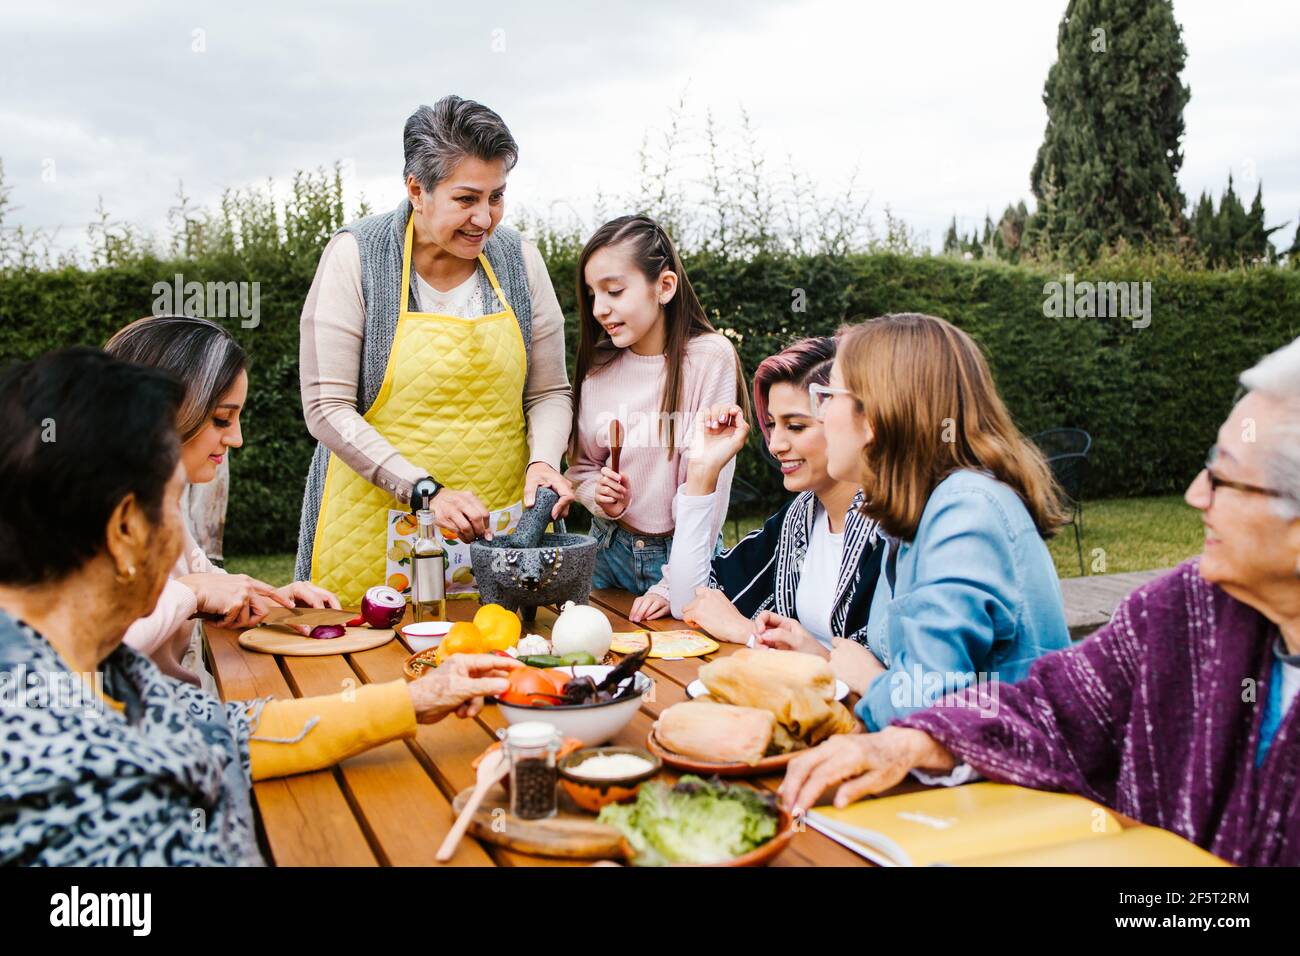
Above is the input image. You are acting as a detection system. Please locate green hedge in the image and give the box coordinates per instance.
[2,249,1297,554]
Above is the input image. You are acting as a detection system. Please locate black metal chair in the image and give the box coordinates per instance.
[727,475,764,546]
[1031,428,1093,575]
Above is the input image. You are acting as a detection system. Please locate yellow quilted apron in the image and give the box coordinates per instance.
[310,215,529,607]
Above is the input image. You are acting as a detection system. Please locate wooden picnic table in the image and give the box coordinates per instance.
[206,589,884,867]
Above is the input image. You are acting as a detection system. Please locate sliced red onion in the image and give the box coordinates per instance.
[360,585,406,629]
[308,624,346,640]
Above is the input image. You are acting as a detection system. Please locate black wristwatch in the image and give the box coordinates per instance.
[410,476,443,513]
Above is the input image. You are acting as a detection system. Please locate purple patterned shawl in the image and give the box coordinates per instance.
[900,560,1300,865]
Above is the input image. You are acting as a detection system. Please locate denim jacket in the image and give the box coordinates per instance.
[856,469,1070,731]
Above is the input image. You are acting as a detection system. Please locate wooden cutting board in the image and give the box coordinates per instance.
[450,783,628,860]
[238,624,396,656]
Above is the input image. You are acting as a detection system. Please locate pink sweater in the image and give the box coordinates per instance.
[565,332,739,598]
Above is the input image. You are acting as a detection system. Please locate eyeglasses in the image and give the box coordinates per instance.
[808,383,853,420]
[1202,445,1285,505]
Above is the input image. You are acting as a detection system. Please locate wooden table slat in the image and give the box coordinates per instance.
[276,652,496,867]
[346,636,585,867]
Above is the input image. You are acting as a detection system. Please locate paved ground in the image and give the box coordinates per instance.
[1060,568,1171,639]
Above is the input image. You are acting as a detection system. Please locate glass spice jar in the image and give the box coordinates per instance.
[501,722,561,820]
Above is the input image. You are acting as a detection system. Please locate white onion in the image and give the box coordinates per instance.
[550,601,612,660]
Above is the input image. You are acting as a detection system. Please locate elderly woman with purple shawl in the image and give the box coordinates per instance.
[781,335,1300,866]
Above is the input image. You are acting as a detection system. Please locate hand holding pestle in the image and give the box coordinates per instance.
[514,486,559,548]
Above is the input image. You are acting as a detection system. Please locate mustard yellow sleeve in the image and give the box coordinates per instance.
[247,680,417,782]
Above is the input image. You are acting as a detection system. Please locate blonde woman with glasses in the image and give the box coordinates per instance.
[751,314,1071,732]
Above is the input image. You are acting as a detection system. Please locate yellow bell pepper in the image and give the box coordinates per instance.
[435,621,487,664]
[473,604,521,652]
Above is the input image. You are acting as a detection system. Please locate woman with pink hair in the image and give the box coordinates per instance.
[666,336,883,651]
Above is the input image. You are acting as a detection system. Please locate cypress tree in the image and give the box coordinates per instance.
[1026,0,1190,260]
[943,217,961,255]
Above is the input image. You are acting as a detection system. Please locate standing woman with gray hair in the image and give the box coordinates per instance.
[295,96,574,606]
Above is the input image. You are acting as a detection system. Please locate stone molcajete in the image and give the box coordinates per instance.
[469,487,597,622]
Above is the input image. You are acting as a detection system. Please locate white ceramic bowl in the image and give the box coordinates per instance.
[496,664,653,747]
[399,621,453,653]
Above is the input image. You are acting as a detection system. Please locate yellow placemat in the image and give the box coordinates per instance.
[610,630,720,658]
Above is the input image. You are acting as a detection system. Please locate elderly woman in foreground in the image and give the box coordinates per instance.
[0,349,520,865]
[781,335,1300,866]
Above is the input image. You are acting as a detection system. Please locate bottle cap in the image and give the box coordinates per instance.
[505,721,560,749]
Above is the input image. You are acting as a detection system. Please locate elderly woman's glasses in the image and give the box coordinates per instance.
[809,383,852,420]
[1203,445,1284,505]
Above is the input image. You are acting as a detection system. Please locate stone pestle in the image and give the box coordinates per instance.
[512,486,559,548]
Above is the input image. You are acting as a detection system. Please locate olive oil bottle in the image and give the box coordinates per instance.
[411,506,446,623]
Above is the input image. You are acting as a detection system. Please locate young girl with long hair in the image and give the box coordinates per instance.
[565,215,750,622]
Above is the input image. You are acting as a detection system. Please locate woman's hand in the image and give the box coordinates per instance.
[182,572,294,630]
[276,580,341,609]
[525,461,575,520]
[408,653,522,723]
[752,610,829,658]
[683,587,752,643]
[594,467,630,519]
[432,487,492,542]
[829,637,886,695]
[684,403,748,495]
[629,591,669,623]
[779,727,955,813]
[272,580,343,635]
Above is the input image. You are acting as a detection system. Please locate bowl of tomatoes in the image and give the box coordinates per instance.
[495,664,653,747]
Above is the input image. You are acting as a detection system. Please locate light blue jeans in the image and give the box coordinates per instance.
[589,516,672,595]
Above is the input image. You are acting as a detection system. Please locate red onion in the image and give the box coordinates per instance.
[360,585,406,629]
[308,624,346,640]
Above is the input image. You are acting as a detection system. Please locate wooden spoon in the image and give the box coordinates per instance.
[609,419,623,474]
[437,747,509,862]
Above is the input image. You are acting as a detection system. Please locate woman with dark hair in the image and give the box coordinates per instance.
[754,314,1070,734]
[296,95,574,607]
[666,336,883,650]
[106,316,338,688]
[0,348,520,865]
[781,335,1300,866]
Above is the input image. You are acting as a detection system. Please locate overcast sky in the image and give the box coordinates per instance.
[2,0,1297,256]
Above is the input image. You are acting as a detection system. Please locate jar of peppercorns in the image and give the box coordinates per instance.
[501,722,561,820]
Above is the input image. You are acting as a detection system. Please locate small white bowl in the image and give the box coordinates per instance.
[686,677,850,702]
[399,621,453,653]
[496,664,653,747]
